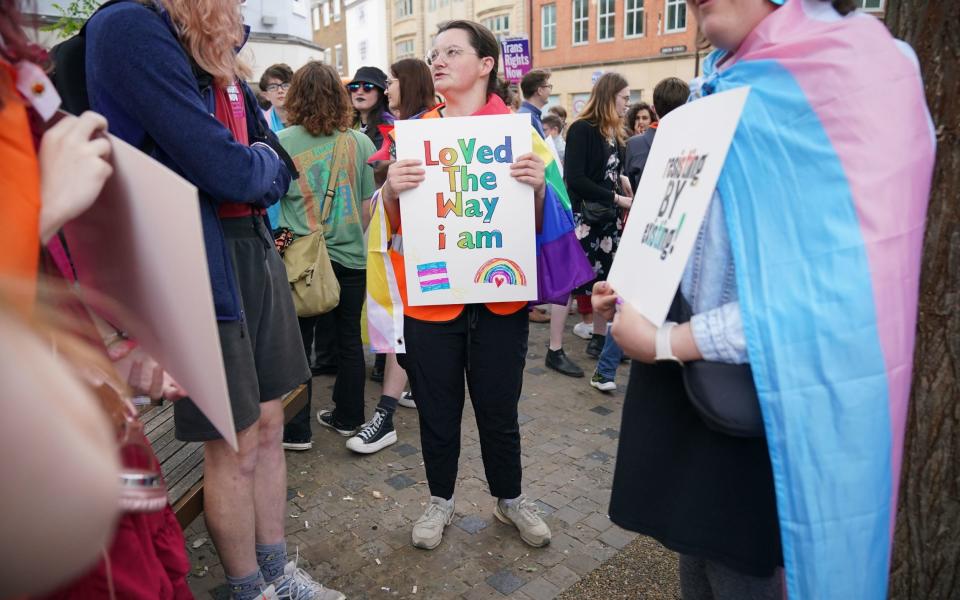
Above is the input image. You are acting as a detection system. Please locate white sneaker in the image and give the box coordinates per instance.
[572,322,593,340]
[398,391,416,409]
[282,440,313,452]
[272,559,345,600]
[253,584,279,600]
[495,495,552,548]
[411,496,455,550]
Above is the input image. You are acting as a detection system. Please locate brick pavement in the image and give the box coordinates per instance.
[186,319,638,599]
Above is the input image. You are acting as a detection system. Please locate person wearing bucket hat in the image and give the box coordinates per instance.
[348,66,395,167]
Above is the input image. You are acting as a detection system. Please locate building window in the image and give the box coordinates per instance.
[322,1,330,26]
[395,0,413,18]
[395,38,415,59]
[312,5,321,30]
[665,0,686,32]
[323,48,332,64]
[597,0,615,41]
[429,0,437,9]
[624,0,643,38]
[333,0,341,21]
[482,14,510,40]
[572,0,588,45]
[335,45,343,74]
[541,4,556,49]
[859,0,883,10]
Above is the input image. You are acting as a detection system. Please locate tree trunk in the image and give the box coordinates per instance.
[885,1,960,598]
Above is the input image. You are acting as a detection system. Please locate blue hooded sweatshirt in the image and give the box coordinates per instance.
[84,1,291,321]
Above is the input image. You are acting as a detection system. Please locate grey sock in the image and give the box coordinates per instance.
[376,394,398,414]
[256,541,288,584]
[227,569,266,600]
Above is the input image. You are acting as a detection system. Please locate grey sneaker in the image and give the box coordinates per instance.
[494,495,551,548]
[411,496,455,550]
[272,559,345,600]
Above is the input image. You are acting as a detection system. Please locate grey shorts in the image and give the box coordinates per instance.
[174,216,311,442]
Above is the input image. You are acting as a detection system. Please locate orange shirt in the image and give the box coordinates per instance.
[0,68,42,312]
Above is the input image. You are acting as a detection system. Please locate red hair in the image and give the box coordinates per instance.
[159,0,250,86]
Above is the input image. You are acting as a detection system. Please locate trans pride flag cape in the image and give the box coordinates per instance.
[696,1,935,597]
[366,95,592,352]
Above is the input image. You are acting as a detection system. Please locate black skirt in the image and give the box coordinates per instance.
[609,359,783,577]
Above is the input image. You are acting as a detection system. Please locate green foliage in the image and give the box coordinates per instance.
[41,0,102,39]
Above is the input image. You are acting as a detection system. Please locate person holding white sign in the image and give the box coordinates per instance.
[597,0,936,599]
[376,20,563,552]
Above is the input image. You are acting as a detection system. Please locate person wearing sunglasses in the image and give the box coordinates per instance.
[347,66,395,177]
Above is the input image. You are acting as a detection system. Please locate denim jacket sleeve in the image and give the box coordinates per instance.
[680,190,748,364]
[690,302,748,363]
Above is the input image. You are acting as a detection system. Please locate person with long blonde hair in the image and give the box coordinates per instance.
[563,73,632,364]
[84,1,339,598]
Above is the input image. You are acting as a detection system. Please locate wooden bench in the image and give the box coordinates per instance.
[143,384,309,529]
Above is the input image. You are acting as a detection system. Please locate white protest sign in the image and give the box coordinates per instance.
[395,114,537,306]
[608,86,750,326]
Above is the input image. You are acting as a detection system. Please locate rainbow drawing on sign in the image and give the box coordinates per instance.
[417,261,451,292]
[473,258,527,288]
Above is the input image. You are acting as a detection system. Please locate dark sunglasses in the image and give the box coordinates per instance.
[347,82,378,92]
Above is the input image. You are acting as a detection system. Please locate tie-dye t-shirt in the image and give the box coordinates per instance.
[277,127,376,270]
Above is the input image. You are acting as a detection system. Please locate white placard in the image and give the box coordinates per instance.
[395,114,537,305]
[608,87,750,326]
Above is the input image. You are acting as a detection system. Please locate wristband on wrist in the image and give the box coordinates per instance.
[655,321,682,364]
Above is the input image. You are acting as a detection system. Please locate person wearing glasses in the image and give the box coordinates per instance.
[258,64,293,233]
[374,20,592,552]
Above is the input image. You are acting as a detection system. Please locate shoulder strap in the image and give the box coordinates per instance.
[319,132,351,226]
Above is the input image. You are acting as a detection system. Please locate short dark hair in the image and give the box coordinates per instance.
[390,58,436,120]
[625,101,657,134]
[436,20,500,96]
[547,104,567,122]
[259,63,293,91]
[652,77,689,119]
[542,114,562,132]
[520,70,550,100]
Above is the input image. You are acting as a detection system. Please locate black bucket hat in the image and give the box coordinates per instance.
[348,66,388,91]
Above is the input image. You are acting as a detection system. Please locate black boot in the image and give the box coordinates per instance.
[545,348,584,378]
[586,334,605,359]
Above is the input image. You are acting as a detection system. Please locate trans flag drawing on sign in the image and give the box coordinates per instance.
[416,262,451,292]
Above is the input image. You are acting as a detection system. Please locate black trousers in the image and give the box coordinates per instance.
[284,261,367,441]
[398,306,528,500]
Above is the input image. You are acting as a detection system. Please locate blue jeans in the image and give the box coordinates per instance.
[596,325,623,379]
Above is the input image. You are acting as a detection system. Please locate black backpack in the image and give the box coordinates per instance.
[49,0,152,116]
[47,0,298,179]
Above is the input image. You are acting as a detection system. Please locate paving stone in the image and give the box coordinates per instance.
[526,366,548,376]
[561,551,602,576]
[519,576,562,600]
[589,405,613,416]
[385,473,418,490]
[456,515,491,535]
[391,443,419,457]
[598,427,620,439]
[486,569,526,595]
[552,506,586,527]
[586,450,612,463]
[534,500,557,516]
[580,512,614,533]
[209,583,230,600]
[517,412,534,425]
[598,525,636,550]
[543,564,581,589]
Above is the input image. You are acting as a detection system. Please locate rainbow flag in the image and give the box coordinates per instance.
[695,1,935,597]
[366,96,593,352]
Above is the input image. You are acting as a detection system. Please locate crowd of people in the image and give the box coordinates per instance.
[0,0,936,599]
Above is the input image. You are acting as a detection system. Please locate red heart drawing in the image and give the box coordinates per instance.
[494,275,505,287]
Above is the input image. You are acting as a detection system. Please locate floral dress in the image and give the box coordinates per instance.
[573,139,624,294]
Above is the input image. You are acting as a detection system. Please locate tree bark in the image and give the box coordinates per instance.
[885,1,960,598]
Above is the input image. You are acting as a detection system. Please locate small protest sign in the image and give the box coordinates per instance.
[608,87,750,326]
[395,114,537,306]
[501,37,531,84]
